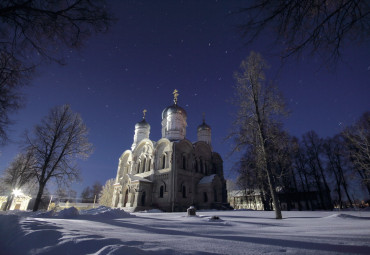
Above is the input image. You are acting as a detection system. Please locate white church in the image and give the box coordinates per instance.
[111,90,228,212]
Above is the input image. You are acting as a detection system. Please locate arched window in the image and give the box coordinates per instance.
[195,160,198,172]
[203,192,208,203]
[200,159,204,173]
[137,162,141,173]
[162,154,166,169]
[142,158,146,173]
[147,159,151,172]
[159,186,164,198]
[124,189,129,207]
[182,155,186,169]
[182,185,186,198]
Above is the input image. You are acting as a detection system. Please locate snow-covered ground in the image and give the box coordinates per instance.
[1,207,369,255]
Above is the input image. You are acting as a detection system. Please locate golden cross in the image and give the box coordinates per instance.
[173,89,179,105]
[143,109,147,119]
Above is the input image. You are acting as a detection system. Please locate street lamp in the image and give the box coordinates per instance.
[12,188,23,197]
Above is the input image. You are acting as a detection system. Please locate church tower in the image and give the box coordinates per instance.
[161,89,187,141]
[131,109,150,150]
[197,113,212,146]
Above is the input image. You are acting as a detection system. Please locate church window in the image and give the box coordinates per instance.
[182,155,186,169]
[142,158,146,173]
[137,162,141,173]
[162,154,166,169]
[147,159,151,172]
[203,192,208,203]
[182,186,186,198]
[195,160,198,172]
[200,159,204,173]
[159,186,164,198]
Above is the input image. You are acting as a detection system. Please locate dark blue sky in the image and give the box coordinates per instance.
[0,0,369,195]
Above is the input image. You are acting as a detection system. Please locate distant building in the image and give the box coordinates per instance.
[0,194,32,211]
[228,189,332,211]
[111,90,228,212]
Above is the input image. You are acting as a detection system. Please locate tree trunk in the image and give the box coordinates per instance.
[3,195,14,211]
[266,168,282,219]
[33,182,46,211]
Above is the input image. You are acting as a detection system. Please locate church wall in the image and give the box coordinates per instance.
[111,94,229,212]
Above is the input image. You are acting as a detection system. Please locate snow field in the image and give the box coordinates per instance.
[0,207,369,255]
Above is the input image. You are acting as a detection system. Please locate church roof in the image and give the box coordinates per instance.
[128,174,152,183]
[197,121,211,132]
[198,174,216,184]
[162,104,187,119]
[135,119,150,128]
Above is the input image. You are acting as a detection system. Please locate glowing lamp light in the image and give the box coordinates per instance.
[12,188,23,197]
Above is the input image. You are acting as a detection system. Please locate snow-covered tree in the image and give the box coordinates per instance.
[98,179,115,207]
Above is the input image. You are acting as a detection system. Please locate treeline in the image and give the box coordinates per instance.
[235,112,370,210]
[230,52,369,218]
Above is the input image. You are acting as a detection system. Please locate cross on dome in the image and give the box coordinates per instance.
[173,89,179,105]
[143,109,147,119]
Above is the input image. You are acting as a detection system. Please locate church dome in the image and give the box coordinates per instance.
[135,119,150,128]
[197,121,211,131]
[162,104,187,119]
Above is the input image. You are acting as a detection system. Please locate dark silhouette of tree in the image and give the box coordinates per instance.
[324,135,353,208]
[25,104,93,211]
[291,137,313,210]
[343,111,370,195]
[91,182,102,202]
[0,0,111,144]
[302,131,333,210]
[81,186,92,203]
[237,0,370,64]
[231,51,286,219]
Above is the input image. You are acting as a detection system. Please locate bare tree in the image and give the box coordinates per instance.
[343,111,370,195]
[98,178,115,207]
[237,0,370,64]
[291,137,313,210]
[302,131,333,210]
[1,150,36,210]
[25,104,93,211]
[231,51,286,219]
[324,136,353,208]
[0,0,111,144]
[81,186,92,203]
[91,182,102,201]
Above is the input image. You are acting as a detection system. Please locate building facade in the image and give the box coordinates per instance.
[111,90,228,212]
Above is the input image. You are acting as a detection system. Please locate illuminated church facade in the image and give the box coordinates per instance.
[111,90,228,212]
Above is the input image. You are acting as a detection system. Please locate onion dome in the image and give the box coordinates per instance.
[161,89,188,141]
[197,113,212,146]
[162,104,187,119]
[135,118,150,128]
[197,120,211,132]
[132,109,150,150]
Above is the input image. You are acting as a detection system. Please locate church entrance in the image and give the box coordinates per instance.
[141,192,146,206]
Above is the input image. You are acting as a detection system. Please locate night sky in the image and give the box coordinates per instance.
[0,1,369,195]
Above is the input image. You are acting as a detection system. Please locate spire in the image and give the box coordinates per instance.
[173,89,179,105]
[202,112,205,123]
